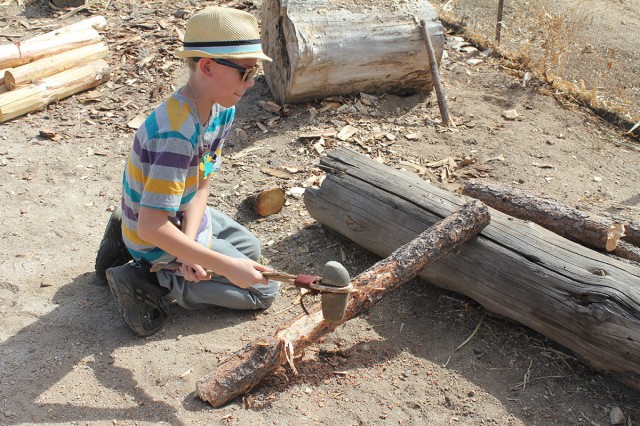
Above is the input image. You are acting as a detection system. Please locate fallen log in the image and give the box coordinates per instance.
[4,42,108,90]
[196,200,490,407]
[0,28,101,70]
[0,59,110,123]
[462,181,636,259]
[304,147,640,390]
[261,0,444,104]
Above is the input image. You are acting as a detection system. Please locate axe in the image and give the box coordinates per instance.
[150,260,351,323]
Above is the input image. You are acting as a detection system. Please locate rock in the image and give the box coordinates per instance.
[287,187,305,199]
[594,176,603,182]
[609,406,626,425]
[502,109,519,120]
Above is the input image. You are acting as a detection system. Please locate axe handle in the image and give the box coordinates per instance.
[261,271,298,283]
[152,261,302,284]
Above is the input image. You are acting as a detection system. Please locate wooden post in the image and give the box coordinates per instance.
[196,201,490,407]
[496,0,505,44]
[419,19,454,127]
[304,147,640,391]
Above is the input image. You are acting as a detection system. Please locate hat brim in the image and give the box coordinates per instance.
[175,48,272,62]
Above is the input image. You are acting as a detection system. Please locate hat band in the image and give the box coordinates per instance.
[182,39,263,56]
[183,39,261,47]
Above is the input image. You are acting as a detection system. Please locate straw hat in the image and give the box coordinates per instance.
[175,6,272,62]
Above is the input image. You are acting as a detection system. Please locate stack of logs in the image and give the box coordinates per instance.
[0,15,110,123]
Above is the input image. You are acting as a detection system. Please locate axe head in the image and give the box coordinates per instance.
[320,261,350,323]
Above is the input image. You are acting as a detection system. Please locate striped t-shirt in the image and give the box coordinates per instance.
[121,89,235,262]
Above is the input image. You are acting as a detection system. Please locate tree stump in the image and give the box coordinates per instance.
[261,0,444,104]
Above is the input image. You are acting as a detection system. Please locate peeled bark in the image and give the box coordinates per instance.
[4,42,108,90]
[196,200,490,407]
[0,59,110,122]
[28,15,107,42]
[0,28,101,70]
[261,0,444,104]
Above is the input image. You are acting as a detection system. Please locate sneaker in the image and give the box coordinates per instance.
[95,206,132,283]
[106,261,169,337]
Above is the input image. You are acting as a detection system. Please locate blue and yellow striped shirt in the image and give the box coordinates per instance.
[120,90,235,262]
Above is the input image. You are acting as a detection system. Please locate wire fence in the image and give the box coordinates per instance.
[434,0,640,131]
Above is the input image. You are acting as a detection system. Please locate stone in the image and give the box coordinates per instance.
[609,406,626,425]
[502,109,519,120]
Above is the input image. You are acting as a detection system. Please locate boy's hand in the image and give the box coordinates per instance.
[225,258,272,289]
[177,259,212,283]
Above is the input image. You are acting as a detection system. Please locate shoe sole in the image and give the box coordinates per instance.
[106,268,164,337]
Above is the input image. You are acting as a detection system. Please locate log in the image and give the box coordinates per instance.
[0,59,110,123]
[303,147,640,390]
[261,0,444,104]
[255,187,285,217]
[0,28,101,70]
[4,42,108,90]
[28,15,107,42]
[196,200,490,407]
[462,181,631,255]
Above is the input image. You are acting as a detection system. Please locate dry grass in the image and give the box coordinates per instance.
[433,0,639,133]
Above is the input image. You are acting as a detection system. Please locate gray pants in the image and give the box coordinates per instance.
[155,207,279,310]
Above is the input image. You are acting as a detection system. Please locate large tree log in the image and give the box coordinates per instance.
[304,147,640,390]
[261,0,444,104]
[462,181,636,259]
[0,59,110,123]
[4,42,108,90]
[196,200,490,407]
[0,28,101,70]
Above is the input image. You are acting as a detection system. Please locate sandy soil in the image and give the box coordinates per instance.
[0,1,639,425]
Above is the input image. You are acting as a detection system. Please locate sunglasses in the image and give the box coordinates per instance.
[192,57,259,82]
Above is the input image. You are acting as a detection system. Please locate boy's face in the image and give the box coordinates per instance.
[200,57,258,108]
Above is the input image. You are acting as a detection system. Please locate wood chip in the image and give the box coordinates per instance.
[261,167,293,179]
[532,162,554,169]
[336,125,358,141]
[255,121,268,133]
[127,112,146,129]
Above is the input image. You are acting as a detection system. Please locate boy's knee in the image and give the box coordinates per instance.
[252,280,279,309]
[243,233,261,261]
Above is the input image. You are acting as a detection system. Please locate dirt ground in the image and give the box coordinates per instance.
[1,1,639,425]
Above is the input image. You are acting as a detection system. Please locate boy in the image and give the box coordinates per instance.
[95,6,279,337]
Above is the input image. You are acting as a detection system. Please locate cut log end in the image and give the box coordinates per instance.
[605,223,626,252]
[196,337,286,407]
[255,187,285,217]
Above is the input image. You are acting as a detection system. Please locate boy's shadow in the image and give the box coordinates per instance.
[0,269,259,424]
